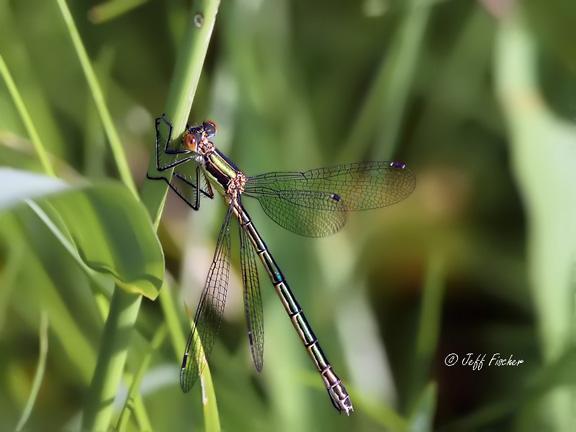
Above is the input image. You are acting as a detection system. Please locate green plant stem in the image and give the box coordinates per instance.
[15,312,49,432]
[116,325,166,431]
[138,1,222,430]
[89,0,149,24]
[408,252,445,407]
[340,0,431,161]
[159,282,186,358]
[140,0,221,227]
[55,0,221,428]
[131,395,153,431]
[0,55,56,177]
[82,291,142,430]
[52,2,150,431]
[55,0,137,196]
[496,11,576,430]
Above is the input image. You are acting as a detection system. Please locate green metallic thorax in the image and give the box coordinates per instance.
[202,148,240,195]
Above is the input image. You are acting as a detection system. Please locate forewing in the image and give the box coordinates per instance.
[245,161,415,211]
[239,224,264,372]
[180,208,233,392]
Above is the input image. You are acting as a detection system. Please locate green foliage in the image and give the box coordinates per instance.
[29,183,164,300]
[1,0,576,431]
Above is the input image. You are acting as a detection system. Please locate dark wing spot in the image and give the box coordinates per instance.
[389,161,407,169]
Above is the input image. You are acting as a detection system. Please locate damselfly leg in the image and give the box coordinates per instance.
[147,115,214,210]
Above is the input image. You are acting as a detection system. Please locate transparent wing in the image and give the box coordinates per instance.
[253,190,347,237]
[239,223,264,372]
[245,161,415,210]
[180,207,232,392]
[243,161,415,236]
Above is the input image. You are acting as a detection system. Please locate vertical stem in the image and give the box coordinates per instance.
[54,2,144,429]
[340,0,431,161]
[159,283,186,358]
[56,0,222,429]
[140,0,221,227]
[55,0,137,195]
[15,312,49,432]
[0,55,56,177]
[138,1,222,431]
[116,325,166,431]
[82,292,142,430]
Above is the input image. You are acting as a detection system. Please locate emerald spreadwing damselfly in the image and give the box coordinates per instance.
[147,115,415,415]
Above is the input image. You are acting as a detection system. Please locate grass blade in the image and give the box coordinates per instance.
[0,55,56,177]
[495,11,576,430]
[55,0,137,196]
[409,382,437,432]
[140,0,222,226]
[15,312,49,432]
[341,0,432,161]
[116,325,166,432]
[408,252,445,406]
[89,0,149,24]
[81,291,142,431]
[137,1,223,429]
[131,395,153,431]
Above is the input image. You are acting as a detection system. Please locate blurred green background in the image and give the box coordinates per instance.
[1,0,576,430]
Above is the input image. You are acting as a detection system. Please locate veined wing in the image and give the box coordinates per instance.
[245,161,415,210]
[180,207,232,392]
[243,161,414,236]
[248,189,347,237]
[239,222,264,372]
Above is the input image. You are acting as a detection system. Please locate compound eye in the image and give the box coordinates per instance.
[183,132,197,151]
[203,120,217,138]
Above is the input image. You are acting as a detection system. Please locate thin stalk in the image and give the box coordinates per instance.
[408,252,445,407]
[54,0,221,428]
[93,293,153,432]
[52,2,146,430]
[340,0,431,161]
[81,291,142,430]
[137,1,223,430]
[139,0,221,227]
[15,312,49,432]
[0,55,56,177]
[55,0,137,196]
[0,240,23,331]
[84,48,115,178]
[159,281,186,358]
[89,0,149,24]
[116,325,167,432]
[131,395,153,431]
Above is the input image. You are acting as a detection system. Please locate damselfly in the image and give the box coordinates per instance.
[147,115,415,415]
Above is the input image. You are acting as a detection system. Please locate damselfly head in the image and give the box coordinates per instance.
[389,161,407,169]
[203,120,217,138]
